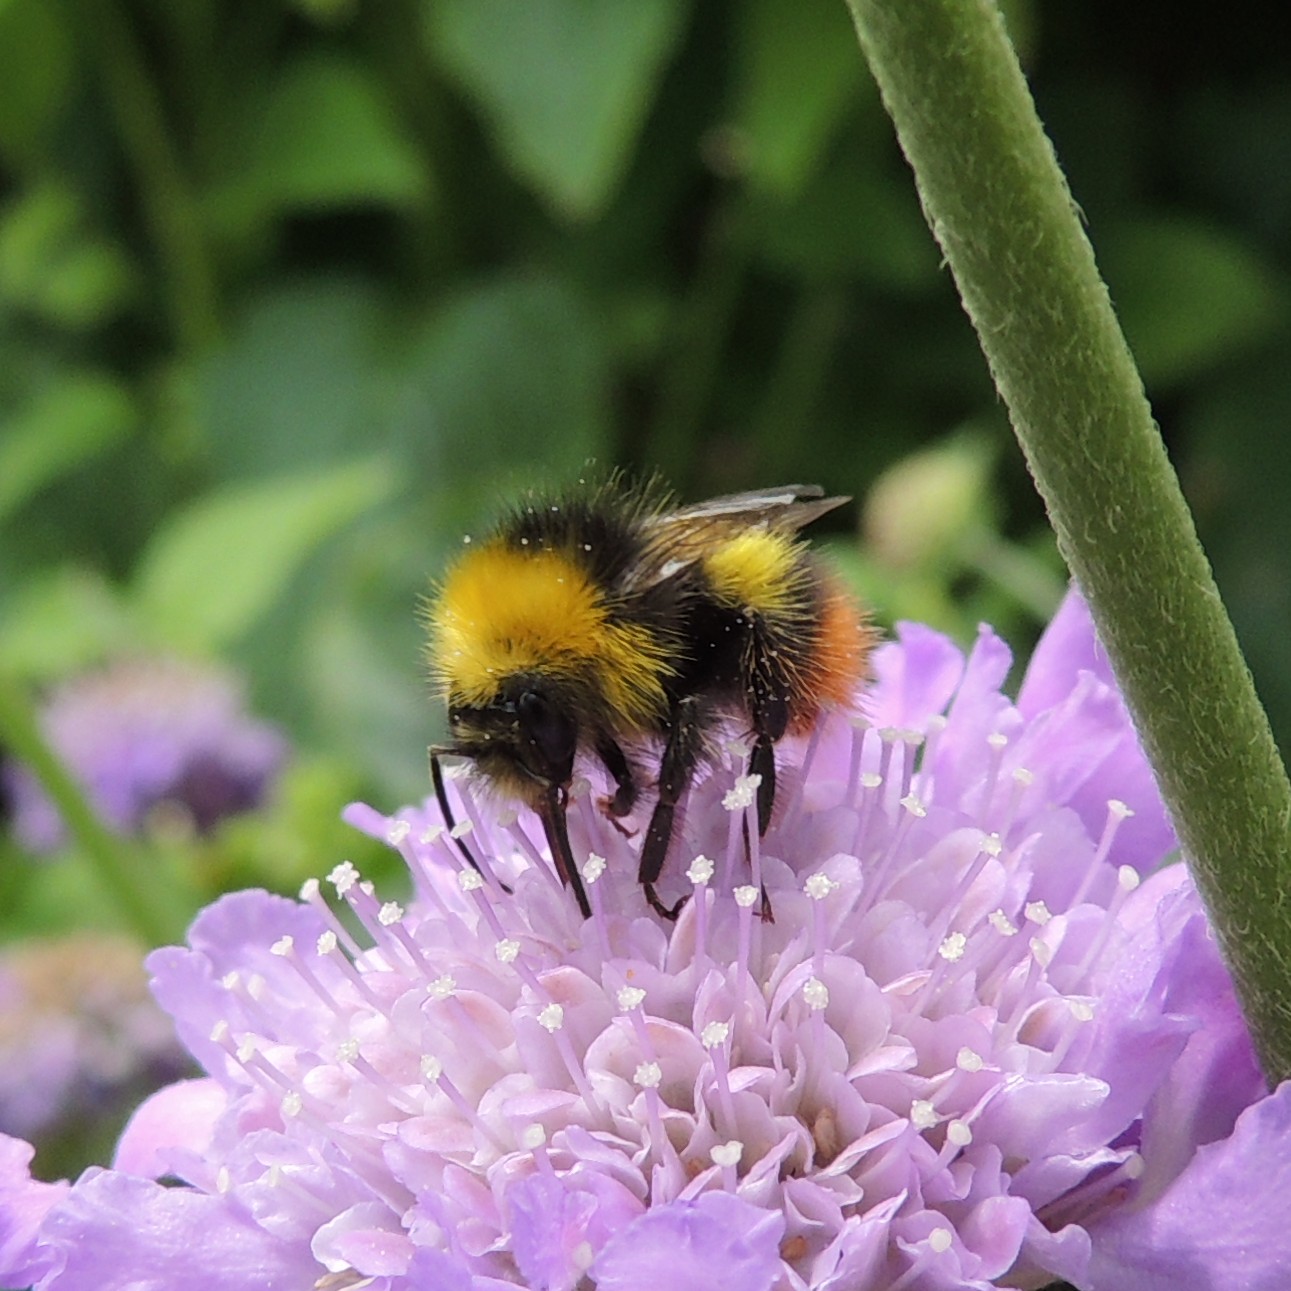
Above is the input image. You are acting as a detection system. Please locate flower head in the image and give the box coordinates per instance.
[6,591,1288,1291]
[0,933,190,1143]
[3,657,287,853]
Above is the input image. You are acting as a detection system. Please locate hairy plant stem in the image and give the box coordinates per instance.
[845,0,1291,1079]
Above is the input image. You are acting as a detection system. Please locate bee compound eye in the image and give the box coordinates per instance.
[517,689,577,782]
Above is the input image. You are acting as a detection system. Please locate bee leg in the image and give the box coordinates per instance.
[749,733,777,836]
[595,735,638,818]
[642,787,687,918]
[536,785,593,919]
[737,809,776,923]
[430,751,513,894]
[748,687,787,923]
[748,672,789,834]
[640,698,703,920]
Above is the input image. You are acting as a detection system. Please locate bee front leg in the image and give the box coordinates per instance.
[640,698,704,920]
[536,785,593,919]
[595,734,638,819]
[431,750,513,894]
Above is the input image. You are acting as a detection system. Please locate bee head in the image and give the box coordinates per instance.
[446,677,578,801]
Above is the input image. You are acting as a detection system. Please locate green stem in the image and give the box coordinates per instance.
[844,0,1291,1080]
[0,673,192,947]
[73,0,221,353]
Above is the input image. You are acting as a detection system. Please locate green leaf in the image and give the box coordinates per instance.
[425,0,686,220]
[0,183,137,328]
[133,458,393,651]
[205,54,427,235]
[0,567,137,679]
[729,0,864,197]
[750,158,939,292]
[1099,217,1283,388]
[1187,363,1291,756]
[395,272,610,501]
[1177,85,1291,258]
[304,592,431,805]
[0,373,136,522]
[194,278,385,479]
[0,0,75,169]
[288,0,358,24]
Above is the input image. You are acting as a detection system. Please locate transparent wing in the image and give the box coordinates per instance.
[628,485,850,590]
[649,484,848,531]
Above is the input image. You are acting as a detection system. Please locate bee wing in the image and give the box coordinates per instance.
[651,484,849,532]
[627,485,850,591]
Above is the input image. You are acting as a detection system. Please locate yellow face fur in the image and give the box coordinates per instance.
[430,541,671,727]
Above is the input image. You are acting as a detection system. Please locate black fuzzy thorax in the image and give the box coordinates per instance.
[495,477,667,592]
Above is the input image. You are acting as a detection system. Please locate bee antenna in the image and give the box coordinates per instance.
[430,750,513,894]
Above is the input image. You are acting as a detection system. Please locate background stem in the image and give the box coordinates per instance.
[0,673,192,947]
[73,0,221,354]
[844,0,1291,1079]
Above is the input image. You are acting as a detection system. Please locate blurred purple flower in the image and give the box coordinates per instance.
[3,657,288,853]
[5,590,1288,1290]
[0,934,190,1143]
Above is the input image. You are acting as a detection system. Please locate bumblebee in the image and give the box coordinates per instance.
[425,477,873,919]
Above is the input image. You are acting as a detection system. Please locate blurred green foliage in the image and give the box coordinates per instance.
[2,0,1289,958]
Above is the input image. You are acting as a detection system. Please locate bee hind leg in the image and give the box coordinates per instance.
[640,698,704,920]
[748,671,788,835]
[747,713,783,923]
[749,733,777,835]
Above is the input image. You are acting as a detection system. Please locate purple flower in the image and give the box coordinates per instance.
[5,590,1288,1290]
[0,934,191,1142]
[3,657,287,853]
[1,1137,68,1289]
